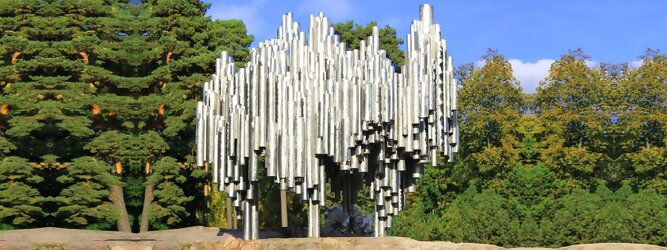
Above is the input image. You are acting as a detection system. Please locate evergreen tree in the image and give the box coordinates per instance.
[139,0,252,231]
[75,0,253,231]
[145,156,193,230]
[543,188,602,246]
[0,0,110,163]
[0,0,253,232]
[0,157,45,229]
[499,164,563,223]
[83,130,135,231]
[388,201,440,240]
[438,186,517,246]
[54,157,121,230]
[332,21,404,70]
[517,214,542,247]
[0,0,121,229]
[623,187,667,244]
[594,184,631,242]
[2,1,667,246]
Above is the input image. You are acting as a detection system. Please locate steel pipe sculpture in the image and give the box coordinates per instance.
[196,4,458,240]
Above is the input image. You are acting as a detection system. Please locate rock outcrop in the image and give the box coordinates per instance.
[0,227,664,250]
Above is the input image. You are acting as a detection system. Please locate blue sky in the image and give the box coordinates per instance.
[204,0,666,92]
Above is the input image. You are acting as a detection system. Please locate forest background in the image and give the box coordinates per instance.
[0,1,665,248]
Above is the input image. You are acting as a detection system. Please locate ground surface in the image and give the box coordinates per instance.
[0,227,665,250]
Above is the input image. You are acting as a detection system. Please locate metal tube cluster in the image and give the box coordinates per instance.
[196,4,458,240]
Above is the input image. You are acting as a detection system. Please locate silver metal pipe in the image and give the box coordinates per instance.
[196,4,458,238]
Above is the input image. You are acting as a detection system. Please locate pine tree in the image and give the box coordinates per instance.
[144,156,193,229]
[78,0,254,231]
[54,157,121,230]
[0,0,122,229]
[0,156,45,229]
[0,0,111,162]
[332,21,404,70]
[142,0,252,231]
[387,201,440,240]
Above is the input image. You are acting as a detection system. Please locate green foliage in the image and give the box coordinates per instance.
[0,0,253,231]
[146,157,193,229]
[54,157,119,230]
[617,50,667,191]
[536,49,611,187]
[1,0,666,246]
[388,199,440,240]
[332,21,405,70]
[622,187,667,244]
[0,157,45,229]
[455,49,523,187]
[392,49,667,247]
[206,188,228,228]
[499,164,563,221]
[438,187,518,245]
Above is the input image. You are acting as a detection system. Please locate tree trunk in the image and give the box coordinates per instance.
[139,184,155,233]
[91,104,100,115]
[145,161,151,175]
[109,184,131,232]
[79,51,89,64]
[0,104,8,116]
[166,51,173,64]
[115,161,122,174]
[11,51,21,64]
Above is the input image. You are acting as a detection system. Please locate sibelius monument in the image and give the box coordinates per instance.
[196,4,458,240]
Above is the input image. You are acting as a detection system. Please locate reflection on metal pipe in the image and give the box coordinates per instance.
[196,4,458,240]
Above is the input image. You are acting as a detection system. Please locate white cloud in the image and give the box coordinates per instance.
[473,59,553,93]
[297,0,353,21]
[585,60,599,68]
[474,60,486,68]
[630,60,643,68]
[507,59,555,93]
[474,58,639,93]
[207,0,355,47]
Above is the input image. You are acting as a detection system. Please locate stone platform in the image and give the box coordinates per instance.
[0,227,664,250]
